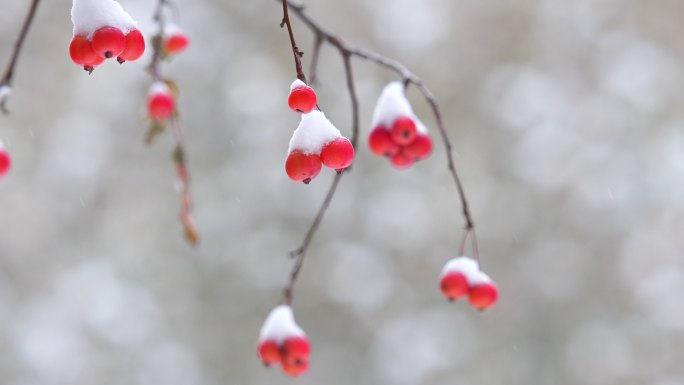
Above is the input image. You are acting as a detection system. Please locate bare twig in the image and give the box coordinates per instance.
[280,0,307,83]
[0,0,41,114]
[308,35,323,86]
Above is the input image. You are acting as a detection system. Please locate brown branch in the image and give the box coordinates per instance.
[0,0,41,114]
[280,0,306,83]
[307,35,323,86]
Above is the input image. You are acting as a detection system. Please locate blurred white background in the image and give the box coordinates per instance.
[1,0,684,384]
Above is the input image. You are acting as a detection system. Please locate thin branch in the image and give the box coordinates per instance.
[307,35,323,86]
[0,0,41,114]
[280,0,307,83]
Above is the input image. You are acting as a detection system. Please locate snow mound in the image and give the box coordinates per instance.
[148,81,171,97]
[289,79,308,91]
[71,0,137,38]
[258,305,305,343]
[288,110,342,154]
[441,256,491,285]
[372,81,429,133]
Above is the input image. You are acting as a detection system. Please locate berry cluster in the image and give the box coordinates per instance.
[0,141,11,178]
[369,82,433,169]
[285,80,354,184]
[257,305,311,377]
[147,81,176,121]
[69,0,144,73]
[439,256,498,310]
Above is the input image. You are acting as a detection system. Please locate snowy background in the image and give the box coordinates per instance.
[1,0,684,384]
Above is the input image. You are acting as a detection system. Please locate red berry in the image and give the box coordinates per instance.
[283,336,310,363]
[91,26,126,59]
[147,90,175,120]
[440,272,469,301]
[320,137,354,172]
[288,85,317,113]
[69,35,98,66]
[164,33,189,55]
[117,28,145,63]
[0,147,11,177]
[369,126,399,157]
[468,282,498,310]
[282,357,309,376]
[285,151,322,184]
[405,134,433,160]
[257,339,283,366]
[391,116,417,145]
[389,149,414,169]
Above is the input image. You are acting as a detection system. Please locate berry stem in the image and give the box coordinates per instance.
[0,0,41,114]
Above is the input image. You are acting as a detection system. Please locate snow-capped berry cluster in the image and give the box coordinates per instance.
[285,80,354,184]
[147,81,175,121]
[440,256,498,310]
[369,82,433,169]
[257,305,311,377]
[163,24,190,56]
[70,0,145,73]
[0,140,11,178]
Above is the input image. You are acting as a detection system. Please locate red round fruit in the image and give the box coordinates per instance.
[257,339,283,366]
[0,148,11,177]
[320,137,354,171]
[282,358,309,376]
[283,336,310,363]
[405,134,433,160]
[468,282,498,310]
[164,33,189,55]
[117,28,145,63]
[369,126,399,157]
[69,35,98,66]
[389,149,414,169]
[391,116,417,145]
[91,26,126,59]
[285,151,322,184]
[288,86,317,113]
[440,271,469,301]
[148,91,175,120]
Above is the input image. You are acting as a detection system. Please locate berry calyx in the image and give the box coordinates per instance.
[257,339,283,366]
[405,134,433,160]
[288,83,317,113]
[147,83,175,121]
[69,35,97,66]
[0,147,11,178]
[468,282,499,310]
[389,149,414,169]
[440,271,469,301]
[164,32,189,55]
[391,116,417,145]
[320,137,354,172]
[91,26,126,59]
[369,126,399,157]
[285,150,322,184]
[117,28,145,63]
[281,358,309,376]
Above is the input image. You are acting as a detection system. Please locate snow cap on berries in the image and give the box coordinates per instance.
[371,81,426,129]
[288,110,342,155]
[259,305,306,343]
[71,0,137,38]
[148,81,171,97]
[440,256,481,284]
[290,79,307,91]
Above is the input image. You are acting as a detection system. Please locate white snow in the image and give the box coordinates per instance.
[148,81,171,97]
[371,81,429,134]
[288,110,342,154]
[0,139,5,150]
[71,0,137,38]
[289,79,308,91]
[0,85,11,104]
[164,23,184,37]
[440,256,492,285]
[258,305,305,343]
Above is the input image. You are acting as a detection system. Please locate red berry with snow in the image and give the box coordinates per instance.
[440,271,469,301]
[320,137,354,172]
[0,147,11,178]
[405,133,433,160]
[288,81,317,113]
[286,151,322,184]
[164,32,189,55]
[91,26,126,59]
[69,35,97,66]
[391,116,418,145]
[117,28,145,63]
[469,282,498,310]
[147,83,175,121]
[390,149,414,169]
[369,126,399,157]
[257,339,283,366]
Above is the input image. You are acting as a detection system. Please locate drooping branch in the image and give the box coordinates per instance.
[0,0,41,114]
[280,0,307,83]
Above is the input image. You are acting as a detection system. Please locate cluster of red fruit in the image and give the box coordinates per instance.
[257,305,311,376]
[69,27,145,73]
[285,80,355,184]
[162,25,190,56]
[439,256,498,310]
[147,81,176,122]
[369,116,433,169]
[0,141,11,178]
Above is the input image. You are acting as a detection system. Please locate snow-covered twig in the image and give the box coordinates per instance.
[0,0,41,114]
